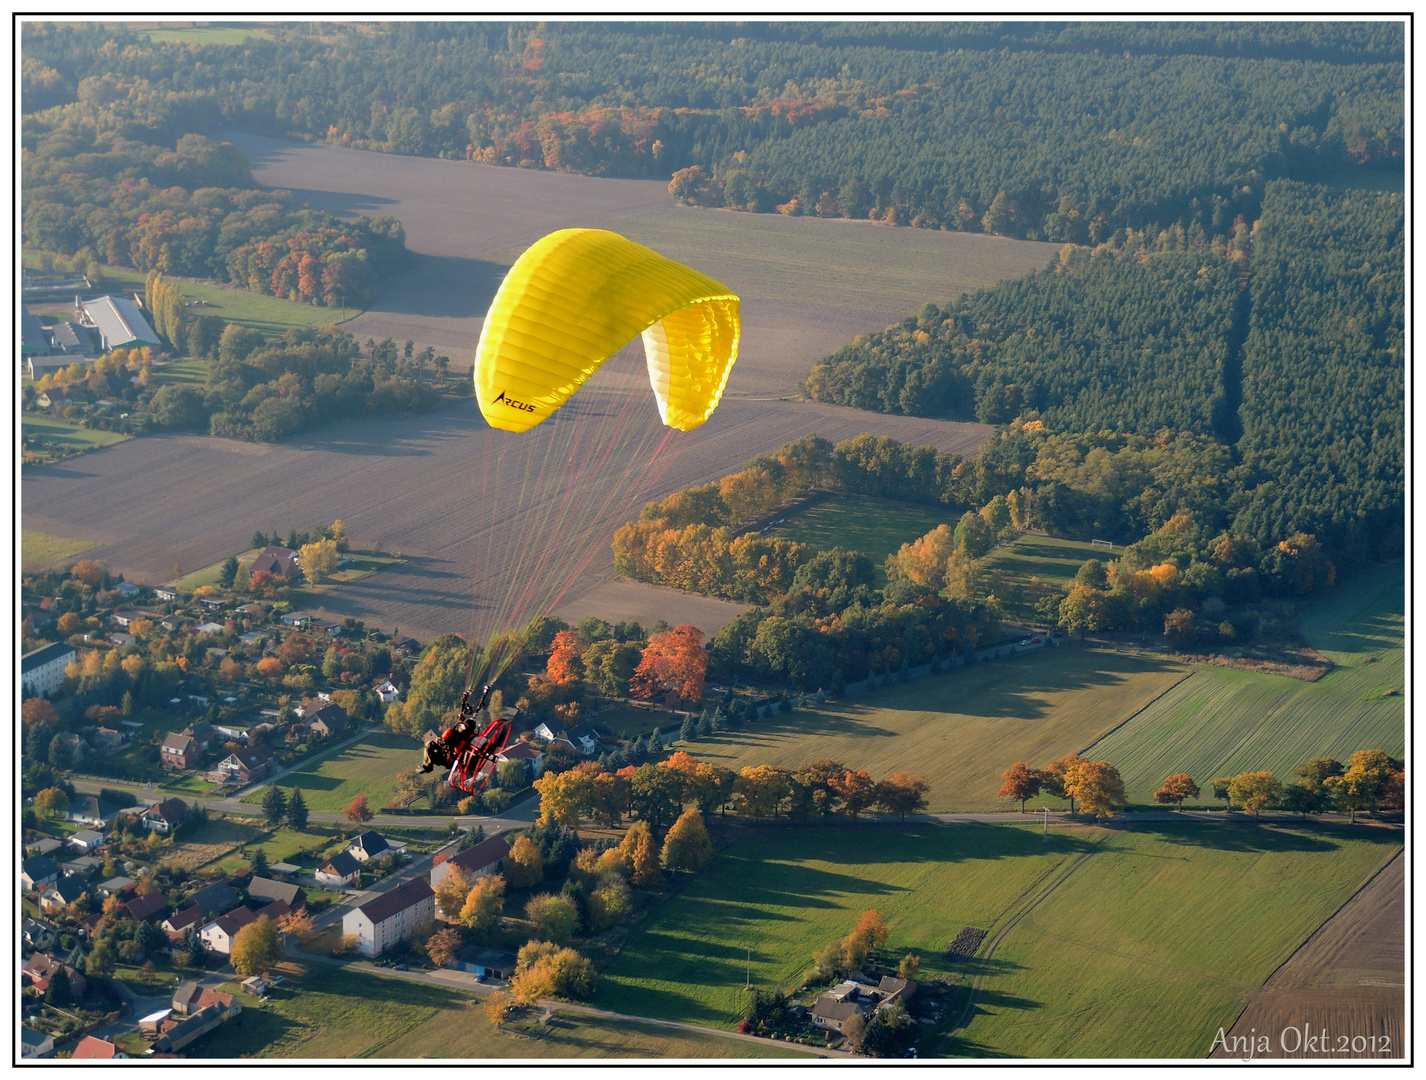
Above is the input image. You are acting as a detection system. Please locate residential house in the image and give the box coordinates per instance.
[111,609,144,628]
[162,904,207,940]
[198,596,227,612]
[114,581,141,598]
[125,890,170,923]
[452,946,519,980]
[195,621,226,636]
[151,1004,224,1054]
[192,988,241,1019]
[495,739,545,777]
[306,703,351,739]
[21,856,60,892]
[214,747,273,785]
[21,918,57,950]
[183,720,216,748]
[237,602,266,619]
[186,881,240,919]
[27,837,62,858]
[315,851,362,888]
[252,547,302,581]
[62,855,103,877]
[72,1036,127,1060]
[240,976,270,997]
[309,618,339,637]
[254,897,293,926]
[171,981,204,1014]
[347,830,407,863]
[77,294,160,351]
[21,641,76,698]
[268,862,301,880]
[532,722,567,744]
[341,876,435,957]
[20,1028,54,1058]
[567,724,602,756]
[430,834,511,890]
[97,876,135,900]
[280,611,311,628]
[21,952,87,997]
[199,906,258,956]
[37,387,68,409]
[248,877,307,911]
[160,732,200,770]
[142,797,190,834]
[91,726,127,750]
[373,679,400,704]
[809,977,917,1034]
[67,829,107,854]
[53,732,89,766]
[158,613,187,631]
[154,586,179,602]
[65,796,118,827]
[138,1008,173,1037]
[238,631,266,647]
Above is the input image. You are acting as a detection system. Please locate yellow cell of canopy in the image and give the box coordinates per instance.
[474,228,740,432]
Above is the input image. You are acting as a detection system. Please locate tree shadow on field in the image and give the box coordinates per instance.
[261,185,400,220]
[869,651,1183,722]
[1132,818,1386,854]
[366,253,509,319]
[709,858,911,909]
[734,822,1099,869]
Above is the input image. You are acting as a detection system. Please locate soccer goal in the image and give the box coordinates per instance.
[1091,539,1114,551]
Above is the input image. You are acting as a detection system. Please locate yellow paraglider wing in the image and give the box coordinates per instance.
[474,229,740,432]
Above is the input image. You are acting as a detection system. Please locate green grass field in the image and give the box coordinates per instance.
[956,820,1402,1057]
[978,534,1111,624]
[184,963,803,1058]
[22,414,132,450]
[595,822,1075,1028]
[21,529,96,568]
[134,24,274,45]
[152,358,212,386]
[1085,563,1405,798]
[594,820,1399,1057]
[768,497,951,585]
[241,731,421,813]
[679,647,1190,810]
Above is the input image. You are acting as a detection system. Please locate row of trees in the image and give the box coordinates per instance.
[998,754,1127,817]
[532,753,929,828]
[22,23,1400,242]
[999,749,1404,819]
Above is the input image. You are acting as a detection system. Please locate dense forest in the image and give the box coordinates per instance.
[21,21,1402,242]
[805,180,1404,567]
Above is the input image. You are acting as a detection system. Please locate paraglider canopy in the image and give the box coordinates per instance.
[474,228,740,433]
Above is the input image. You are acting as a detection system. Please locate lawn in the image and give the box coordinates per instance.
[976,534,1111,625]
[678,646,1191,811]
[164,816,267,871]
[768,496,952,586]
[21,529,95,568]
[955,819,1402,1057]
[591,702,682,740]
[22,414,132,450]
[152,358,212,386]
[1085,562,1405,799]
[242,731,422,813]
[184,962,804,1059]
[203,824,350,875]
[134,23,274,44]
[594,821,1080,1029]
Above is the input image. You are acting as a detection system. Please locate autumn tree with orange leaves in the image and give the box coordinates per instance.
[629,624,707,706]
[998,762,1043,812]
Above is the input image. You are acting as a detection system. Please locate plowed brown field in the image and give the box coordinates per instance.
[23,136,1062,640]
[1211,849,1404,1060]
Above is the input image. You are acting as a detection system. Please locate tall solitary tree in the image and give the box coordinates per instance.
[1153,773,1201,811]
[231,916,281,976]
[344,793,373,824]
[660,807,713,872]
[998,762,1043,812]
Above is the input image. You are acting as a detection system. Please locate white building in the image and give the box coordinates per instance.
[76,294,160,352]
[21,642,75,698]
[341,876,434,957]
